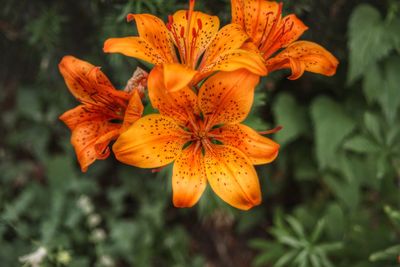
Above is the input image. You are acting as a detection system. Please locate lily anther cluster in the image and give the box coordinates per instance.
[59,0,338,210]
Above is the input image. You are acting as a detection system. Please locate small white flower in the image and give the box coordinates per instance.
[90,228,106,243]
[19,247,47,267]
[57,250,71,265]
[77,195,94,214]
[87,213,101,228]
[99,255,115,267]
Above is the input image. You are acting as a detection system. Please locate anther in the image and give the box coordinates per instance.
[197,18,202,30]
[180,26,185,38]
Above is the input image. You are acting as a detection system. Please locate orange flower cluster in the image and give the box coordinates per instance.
[59,0,338,210]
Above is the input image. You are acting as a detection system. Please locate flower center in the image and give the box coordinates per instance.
[165,0,203,68]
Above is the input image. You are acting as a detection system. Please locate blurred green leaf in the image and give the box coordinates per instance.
[381,56,400,124]
[369,244,400,262]
[310,97,355,169]
[348,4,394,84]
[343,135,380,154]
[273,93,308,146]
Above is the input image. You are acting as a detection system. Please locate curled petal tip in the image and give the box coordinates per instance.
[126,14,135,22]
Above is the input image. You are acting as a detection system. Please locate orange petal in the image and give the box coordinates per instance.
[230,0,245,28]
[113,114,189,168]
[266,41,339,79]
[197,24,267,79]
[210,124,280,165]
[104,14,177,64]
[129,13,177,63]
[199,24,245,66]
[170,10,219,66]
[204,145,261,210]
[231,0,281,47]
[148,66,198,125]
[196,48,267,83]
[163,63,197,92]
[172,144,207,208]
[121,90,144,132]
[59,105,104,130]
[261,14,308,59]
[71,121,120,172]
[104,37,168,65]
[59,56,125,103]
[198,69,259,127]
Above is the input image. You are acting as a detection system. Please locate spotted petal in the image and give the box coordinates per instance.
[71,121,120,172]
[148,65,198,126]
[170,10,219,66]
[172,144,207,208]
[198,69,259,127]
[113,114,189,168]
[104,14,177,64]
[210,124,279,165]
[205,145,261,210]
[266,41,339,79]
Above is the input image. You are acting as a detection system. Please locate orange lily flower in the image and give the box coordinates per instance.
[59,56,144,172]
[103,0,267,92]
[231,0,339,79]
[113,65,279,210]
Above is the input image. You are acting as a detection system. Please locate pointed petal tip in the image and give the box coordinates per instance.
[233,194,262,211]
[80,165,88,173]
[126,13,135,22]
[172,199,197,208]
[102,39,112,53]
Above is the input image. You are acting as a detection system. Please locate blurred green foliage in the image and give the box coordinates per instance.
[0,0,399,266]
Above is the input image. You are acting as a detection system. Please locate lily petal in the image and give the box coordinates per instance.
[59,105,104,130]
[198,24,267,77]
[210,124,280,165]
[113,114,189,168]
[231,0,281,47]
[121,90,144,132]
[59,56,125,103]
[200,24,247,67]
[148,65,198,125]
[170,10,219,66]
[261,14,308,59]
[172,144,207,208]
[266,40,339,79]
[104,37,169,65]
[196,48,267,84]
[71,121,120,172]
[104,14,177,64]
[205,145,261,210]
[198,69,259,127]
[163,63,197,92]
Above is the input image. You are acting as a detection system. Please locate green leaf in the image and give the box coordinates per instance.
[348,4,394,84]
[310,97,356,169]
[311,219,325,243]
[362,64,383,104]
[253,245,285,267]
[324,204,345,240]
[384,205,400,225]
[317,242,344,252]
[343,135,381,154]
[387,17,400,51]
[324,174,360,210]
[274,250,298,267]
[369,244,400,262]
[310,254,322,267]
[286,216,306,239]
[380,56,400,124]
[273,93,308,146]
